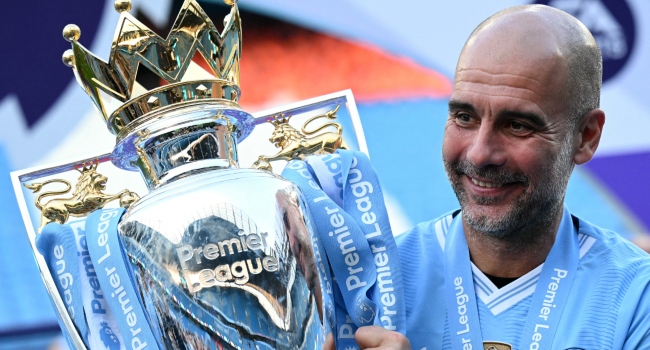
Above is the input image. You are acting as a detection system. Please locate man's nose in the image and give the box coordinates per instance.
[466,126,506,168]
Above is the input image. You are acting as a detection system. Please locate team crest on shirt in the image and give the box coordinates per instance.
[483,341,512,350]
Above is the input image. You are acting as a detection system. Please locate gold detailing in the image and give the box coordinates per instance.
[24,161,139,233]
[62,24,80,42]
[252,105,345,171]
[113,99,241,143]
[114,0,132,13]
[134,129,159,186]
[108,80,239,135]
[483,342,512,350]
[62,49,75,67]
[62,0,242,133]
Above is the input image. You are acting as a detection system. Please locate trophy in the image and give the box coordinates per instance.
[9,0,370,348]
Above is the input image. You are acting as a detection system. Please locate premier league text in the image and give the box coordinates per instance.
[175,232,279,293]
[529,268,568,350]
[454,276,473,350]
[348,156,398,330]
[93,209,148,350]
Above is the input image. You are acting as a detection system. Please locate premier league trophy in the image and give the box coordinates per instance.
[16,0,352,348]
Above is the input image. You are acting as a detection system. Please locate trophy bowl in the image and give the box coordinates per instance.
[108,100,326,349]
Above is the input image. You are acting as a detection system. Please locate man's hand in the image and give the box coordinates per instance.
[323,326,411,350]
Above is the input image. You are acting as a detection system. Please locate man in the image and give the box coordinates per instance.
[325,4,650,350]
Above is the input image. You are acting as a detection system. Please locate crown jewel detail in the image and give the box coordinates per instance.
[63,0,242,133]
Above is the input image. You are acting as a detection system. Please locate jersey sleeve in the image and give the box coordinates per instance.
[622,262,650,349]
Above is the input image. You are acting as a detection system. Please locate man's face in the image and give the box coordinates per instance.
[442,30,575,237]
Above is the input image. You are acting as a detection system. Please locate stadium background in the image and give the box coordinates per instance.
[1,0,648,348]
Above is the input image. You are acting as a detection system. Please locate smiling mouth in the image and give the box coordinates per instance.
[470,177,504,188]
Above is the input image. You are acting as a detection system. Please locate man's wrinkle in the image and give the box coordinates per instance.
[457,68,544,85]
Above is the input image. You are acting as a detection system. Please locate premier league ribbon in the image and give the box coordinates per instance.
[444,207,579,350]
[36,223,89,348]
[282,150,406,349]
[69,219,127,350]
[283,157,377,350]
[85,208,161,350]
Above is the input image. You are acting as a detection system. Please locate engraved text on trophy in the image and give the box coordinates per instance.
[176,230,279,291]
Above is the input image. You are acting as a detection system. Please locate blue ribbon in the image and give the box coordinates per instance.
[282,150,406,349]
[69,219,129,350]
[85,208,161,350]
[36,223,89,348]
[443,218,487,350]
[338,153,405,332]
[444,207,579,350]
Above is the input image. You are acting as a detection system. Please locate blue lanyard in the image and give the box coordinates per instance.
[85,208,161,350]
[444,207,579,350]
[37,223,90,348]
[282,150,406,349]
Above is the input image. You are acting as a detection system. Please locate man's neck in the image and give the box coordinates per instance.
[463,209,563,278]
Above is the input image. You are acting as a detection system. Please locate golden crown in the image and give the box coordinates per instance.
[269,113,292,126]
[62,0,242,136]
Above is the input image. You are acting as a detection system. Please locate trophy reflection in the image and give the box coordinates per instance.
[56,0,337,348]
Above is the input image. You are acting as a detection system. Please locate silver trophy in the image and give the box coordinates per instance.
[10,0,368,348]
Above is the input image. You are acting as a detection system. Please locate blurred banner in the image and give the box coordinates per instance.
[1,0,648,346]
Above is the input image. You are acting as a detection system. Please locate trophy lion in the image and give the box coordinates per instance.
[252,105,346,171]
[24,162,140,233]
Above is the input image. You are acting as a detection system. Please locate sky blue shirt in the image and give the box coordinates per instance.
[396,208,650,349]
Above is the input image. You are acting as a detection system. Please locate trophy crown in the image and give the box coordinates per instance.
[270,113,292,126]
[76,160,99,173]
[63,0,242,135]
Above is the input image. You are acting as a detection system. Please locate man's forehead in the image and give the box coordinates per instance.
[453,55,565,102]
[451,63,567,120]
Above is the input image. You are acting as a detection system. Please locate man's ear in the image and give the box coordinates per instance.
[573,108,605,165]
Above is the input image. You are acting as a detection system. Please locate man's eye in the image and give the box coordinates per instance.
[511,121,525,129]
[455,113,474,124]
[507,121,533,135]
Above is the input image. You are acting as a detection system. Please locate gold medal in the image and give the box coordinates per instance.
[483,341,513,350]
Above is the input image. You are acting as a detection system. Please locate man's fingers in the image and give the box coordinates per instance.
[354,326,411,350]
[322,332,335,350]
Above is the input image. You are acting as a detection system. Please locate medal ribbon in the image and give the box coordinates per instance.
[282,150,405,349]
[70,220,127,350]
[85,207,161,350]
[444,207,579,350]
[37,223,90,348]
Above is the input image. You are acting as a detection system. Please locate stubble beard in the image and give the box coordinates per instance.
[444,138,574,242]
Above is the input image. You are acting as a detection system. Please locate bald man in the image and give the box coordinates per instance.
[325,4,650,350]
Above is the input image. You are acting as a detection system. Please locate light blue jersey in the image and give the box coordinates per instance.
[396,208,650,349]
